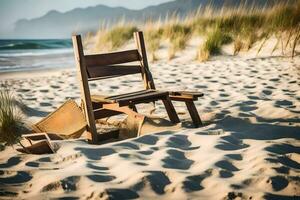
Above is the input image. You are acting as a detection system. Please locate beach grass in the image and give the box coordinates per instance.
[198,26,232,61]
[86,2,299,61]
[95,24,138,51]
[0,88,24,147]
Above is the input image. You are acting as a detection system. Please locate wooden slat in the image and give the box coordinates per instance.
[85,49,141,67]
[169,91,204,98]
[116,91,168,106]
[169,95,196,101]
[87,65,141,79]
[93,108,122,119]
[108,90,155,100]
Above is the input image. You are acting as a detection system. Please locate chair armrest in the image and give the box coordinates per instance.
[169,91,204,98]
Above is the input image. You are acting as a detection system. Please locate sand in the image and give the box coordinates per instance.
[0,39,300,199]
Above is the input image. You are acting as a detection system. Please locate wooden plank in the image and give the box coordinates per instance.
[72,35,98,144]
[134,31,156,90]
[108,89,154,100]
[162,97,180,123]
[116,91,168,106]
[87,65,141,79]
[93,108,122,119]
[85,49,141,67]
[185,100,202,127]
[169,95,197,101]
[169,91,204,98]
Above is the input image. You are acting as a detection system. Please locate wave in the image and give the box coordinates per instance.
[0,39,72,50]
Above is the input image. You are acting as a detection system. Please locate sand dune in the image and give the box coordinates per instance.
[0,40,300,199]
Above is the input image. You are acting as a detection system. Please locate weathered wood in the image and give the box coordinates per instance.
[85,49,141,67]
[93,108,122,119]
[185,100,202,127]
[72,35,98,144]
[87,65,141,79]
[169,95,197,101]
[108,90,154,99]
[116,91,168,106]
[162,97,180,123]
[91,95,116,104]
[97,130,119,141]
[102,104,145,121]
[134,31,156,90]
[169,91,204,98]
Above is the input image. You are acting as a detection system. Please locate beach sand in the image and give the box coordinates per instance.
[0,39,300,199]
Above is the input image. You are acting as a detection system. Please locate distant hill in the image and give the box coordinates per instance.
[14,0,292,39]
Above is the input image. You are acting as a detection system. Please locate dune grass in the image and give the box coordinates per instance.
[198,26,232,61]
[163,23,191,59]
[144,21,163,61]
[86,2,299,61]
[95,24,138,51]
[0,89,25,148]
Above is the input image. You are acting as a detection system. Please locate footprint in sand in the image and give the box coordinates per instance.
[134,135,159,145]
[16,88,30,93]
[225,154,243,161]
[182,170,212,192]
[133,171,171,195]
[215,135,249,151]
[215,160,239,178]
[0,156,22,168]
[162,149,193,170]
[269,176,289,191]
[262,89,272,96]
[42,176,80,192]
[0,171,32,184]
[101,188,139,199]
[87,174,116,182]
[40,102,52,107]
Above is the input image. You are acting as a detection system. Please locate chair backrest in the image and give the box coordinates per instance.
[72,31,155,143]
[72,31,155,89]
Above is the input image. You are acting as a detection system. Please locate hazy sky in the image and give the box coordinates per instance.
[0,0,173,36]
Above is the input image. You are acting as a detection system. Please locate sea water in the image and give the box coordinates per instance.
[0,39,75,72]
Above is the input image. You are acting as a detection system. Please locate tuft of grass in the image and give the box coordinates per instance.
[0,89,24,147]
[96,25,138,50]
[164,23,191,59]
[233,37,243,55]
[145,27,163,61]
[85,2,299,59]
[198,27,232,61]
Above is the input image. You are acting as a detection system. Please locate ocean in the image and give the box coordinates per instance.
[0,39,75,72]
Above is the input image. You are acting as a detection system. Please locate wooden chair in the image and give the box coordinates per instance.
[72,31,202,144]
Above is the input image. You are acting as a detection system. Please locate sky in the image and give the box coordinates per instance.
[0,0,173,37]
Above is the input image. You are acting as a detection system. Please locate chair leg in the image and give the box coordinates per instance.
[129,104,138,112]
[185,100,202,127]
[162,97,180,123]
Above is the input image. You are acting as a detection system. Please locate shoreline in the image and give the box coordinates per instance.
[0,66,74,80]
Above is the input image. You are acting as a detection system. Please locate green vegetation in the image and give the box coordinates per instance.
[87,2,300,61]
[145,28,163,61]
[96,25,138,51]
[0,89,26,148]
[164,23,191,59]
[198,26,232,61]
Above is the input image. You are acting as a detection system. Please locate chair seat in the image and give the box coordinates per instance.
[92,89,169,106]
